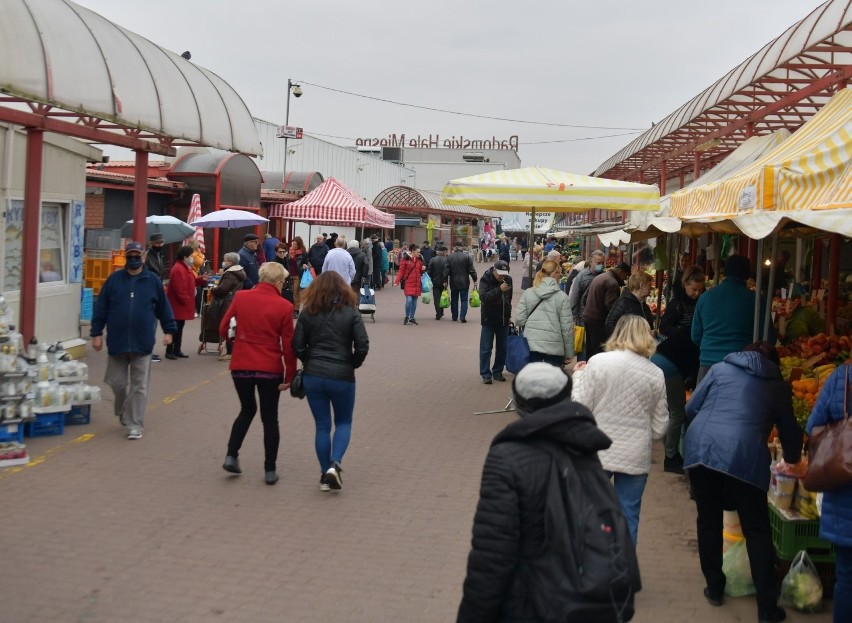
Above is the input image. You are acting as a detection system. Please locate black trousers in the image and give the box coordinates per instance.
[433,286,445,318]
[690,466,778,614]
[227,376,283,472]
[584,320,606,360]
[166,320,186,356]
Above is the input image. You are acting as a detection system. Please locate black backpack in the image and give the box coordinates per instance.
[524,440,641,623]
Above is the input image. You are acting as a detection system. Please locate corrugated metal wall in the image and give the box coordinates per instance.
[252,118,415,202]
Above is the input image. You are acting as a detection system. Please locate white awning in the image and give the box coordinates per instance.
[0,0,262,155]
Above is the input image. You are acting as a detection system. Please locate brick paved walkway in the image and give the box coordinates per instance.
[0,258,832,622]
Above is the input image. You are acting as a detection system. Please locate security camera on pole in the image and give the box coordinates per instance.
[278,79,304,185]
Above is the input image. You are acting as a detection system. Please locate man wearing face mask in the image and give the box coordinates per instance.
[166,246,208,360]
[144,233,166,278]
[91,241,177,440]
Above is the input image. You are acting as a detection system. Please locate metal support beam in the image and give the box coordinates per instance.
[20,129,44,344]
[659,160,667,196]
[0,106,176,156]
[827,234,841,333]
[132,150,149,243]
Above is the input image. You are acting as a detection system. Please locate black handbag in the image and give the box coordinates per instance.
[290,369,305,399]
[290,309,335,400]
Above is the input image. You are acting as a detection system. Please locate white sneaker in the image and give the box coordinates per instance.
[325,463,342,490]
[319,474,331,492]
[127,429,143,440]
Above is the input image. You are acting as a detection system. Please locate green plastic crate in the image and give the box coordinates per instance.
[768,503,835,562]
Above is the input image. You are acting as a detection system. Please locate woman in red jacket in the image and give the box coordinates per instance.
[394,243,425,325]
[166,246,206,359]
[219,261,298,485]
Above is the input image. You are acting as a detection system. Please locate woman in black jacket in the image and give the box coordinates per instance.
[207,252,246,361]
[652,265,705,473]
[604,271,653,338]
[292,271,369,492]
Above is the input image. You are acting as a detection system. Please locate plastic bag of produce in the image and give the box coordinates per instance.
[780,550,823,612]
[421,291,432,304]
[469,289,481,307]
[439,289,450,309]
[722,539,755,597]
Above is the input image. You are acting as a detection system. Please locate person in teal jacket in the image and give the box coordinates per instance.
[691,255,774,384]
[806,364,852,623]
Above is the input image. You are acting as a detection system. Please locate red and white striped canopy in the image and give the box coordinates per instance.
[269,177,395,228]
[183,193,206,252]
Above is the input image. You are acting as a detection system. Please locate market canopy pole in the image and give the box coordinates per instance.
[753,238,764,342]
[763,232,779,342]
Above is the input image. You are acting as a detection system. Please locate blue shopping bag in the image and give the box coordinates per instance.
[421,273,432,293]
[505,324,531,374]
[300,268,313,289]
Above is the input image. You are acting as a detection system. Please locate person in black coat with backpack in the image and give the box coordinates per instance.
[458,363,640,622]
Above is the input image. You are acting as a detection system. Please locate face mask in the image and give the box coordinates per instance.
[594,264,604,273]
[125,256,143,270]
[185,257,195,266]
[222,262,231,269]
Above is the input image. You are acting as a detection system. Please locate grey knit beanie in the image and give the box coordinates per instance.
[512,363,572,417]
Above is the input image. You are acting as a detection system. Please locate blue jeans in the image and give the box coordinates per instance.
[303,374,356,473]
[480,324,508,378]
[405,295,418,319]
[836,544,852,623]
[451,288,468,321]
[605,471,649,545]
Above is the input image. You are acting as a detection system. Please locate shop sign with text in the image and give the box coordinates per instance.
[355,134,518,150]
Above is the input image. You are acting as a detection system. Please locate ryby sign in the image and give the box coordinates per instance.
[355,134,518,150]
[276,125,303,139]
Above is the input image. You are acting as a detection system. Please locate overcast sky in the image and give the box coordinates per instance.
[75,0,825,174]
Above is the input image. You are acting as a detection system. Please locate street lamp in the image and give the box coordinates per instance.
[282,79,302,192]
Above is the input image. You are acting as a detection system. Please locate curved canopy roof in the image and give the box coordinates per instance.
[0,0,262,155]
[593,0,852,182]
[373,186,502,219]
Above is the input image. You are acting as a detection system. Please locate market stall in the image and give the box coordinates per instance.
[268,177,395,238]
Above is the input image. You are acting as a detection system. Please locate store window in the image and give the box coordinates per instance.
[3,200,67,291]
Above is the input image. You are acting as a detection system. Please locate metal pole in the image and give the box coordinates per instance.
[282,80,296,194]
[20,128,44,344]
[132,150,149,244]
[527,207,536,285]
[827,233,841,333]
[763,231,779,342]
[753,238,764,342]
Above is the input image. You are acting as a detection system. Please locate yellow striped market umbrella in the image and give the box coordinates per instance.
[442,166,659,282]
[441,166,660,212]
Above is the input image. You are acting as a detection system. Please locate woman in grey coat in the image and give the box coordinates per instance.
[514,259,574,368]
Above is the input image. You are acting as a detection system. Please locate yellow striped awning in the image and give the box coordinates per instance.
[671,88,852,220]
[441,166,659,212]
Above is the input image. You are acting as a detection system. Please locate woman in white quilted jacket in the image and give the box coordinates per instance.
[572,314,668,544]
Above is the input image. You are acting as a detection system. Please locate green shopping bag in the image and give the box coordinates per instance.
[439,289,450,309]
[469,289,481,308]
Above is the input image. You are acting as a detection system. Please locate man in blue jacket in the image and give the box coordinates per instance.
[91,241,177,440]
[692,255,774,385]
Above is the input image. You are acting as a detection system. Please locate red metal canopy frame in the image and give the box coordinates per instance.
[593,2,852,190]
[0,99,186,343]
